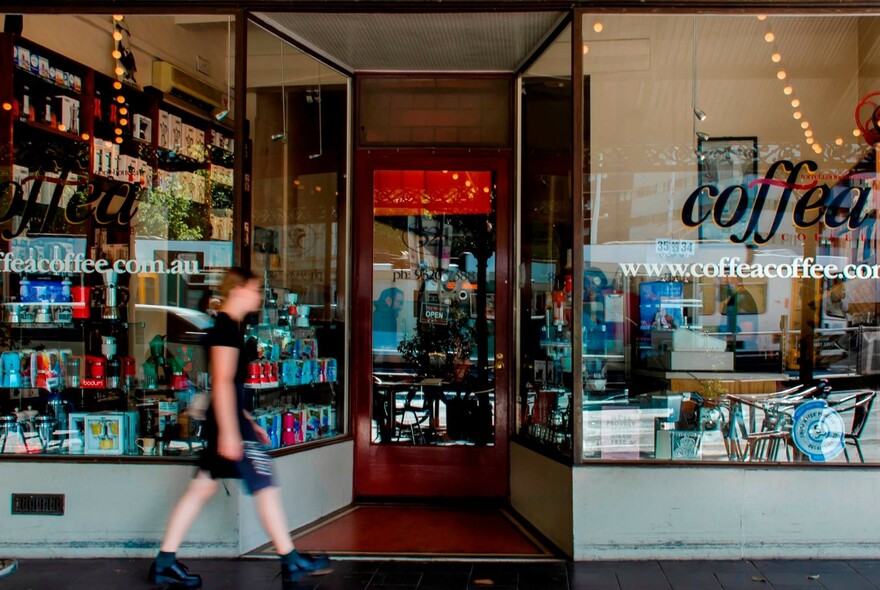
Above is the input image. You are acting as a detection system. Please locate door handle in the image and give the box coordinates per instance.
[495,361,505,370]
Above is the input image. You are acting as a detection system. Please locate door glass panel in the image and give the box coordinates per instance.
[372,169,496,446]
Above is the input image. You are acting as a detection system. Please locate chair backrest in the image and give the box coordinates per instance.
[850,391,876,439]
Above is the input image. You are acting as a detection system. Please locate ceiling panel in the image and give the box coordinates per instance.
[255,11,566,72]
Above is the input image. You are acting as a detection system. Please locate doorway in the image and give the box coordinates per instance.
[353,150,512,498]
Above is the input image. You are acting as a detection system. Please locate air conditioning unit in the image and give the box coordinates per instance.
[152,61,225,111]
[860,331,880,374]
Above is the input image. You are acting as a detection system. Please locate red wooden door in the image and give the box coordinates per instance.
[353,149,512,498]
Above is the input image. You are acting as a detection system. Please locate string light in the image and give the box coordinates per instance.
[835,137,843,145]
[791,99,800,108]
[771,52,782,62]
[854,128,862,137]
[593,22,603,33]
[777,70,787,80]
[583,44,589,55]
[757,14,767,21]
[805,130,813,137]
[765,32,775,43]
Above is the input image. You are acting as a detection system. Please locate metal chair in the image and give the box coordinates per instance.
[828,390,877,463]
[724,394,793,462]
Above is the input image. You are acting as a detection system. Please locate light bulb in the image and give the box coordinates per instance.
[801,121,810,129]
[81,133,90,140]
[757,14,767,20]
[777,70,787,80]
[119,107,128,115]
[114,67,124,76]
[854,128,862,137]
[771,53,782,63]
[116,95,125,104]
[791,99,800,107]
[593,22,603,33]
[784,86,793,95]
[813,144,822,154]
[114,137,123,144]
[112,50,122,60]
[765,32,775,43]
[835,137,843,145]
[582,43,589,55]
[805,130,813,138]
[113,81,122,90]
[114,128,122,135]
[1,102,11,111]
[452,173,459,180]
[57,124,66,132]
[112,31,123,41]
[112,14,124,21]
[806,137,814,144]
[793,111,802,120]
[119,118,128,126]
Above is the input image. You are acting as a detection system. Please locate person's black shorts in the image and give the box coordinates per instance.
[199,414,274,494]
[199,437,275,495]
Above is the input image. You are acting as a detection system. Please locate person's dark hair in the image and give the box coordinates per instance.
[219,266,257,298]
[377,287,403,303]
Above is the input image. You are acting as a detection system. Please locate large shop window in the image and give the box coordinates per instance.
[245,23,348,453]
[0,15,348,459]
[521,14,880,465]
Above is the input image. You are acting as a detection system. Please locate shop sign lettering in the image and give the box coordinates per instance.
[681,160,872,245]
[419,302,449,325]
[0,168,138,239]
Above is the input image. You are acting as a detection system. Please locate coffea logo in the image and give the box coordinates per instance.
[681,160,871,245]
[0,166,138,240]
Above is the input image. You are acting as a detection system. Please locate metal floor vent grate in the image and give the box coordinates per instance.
[12,493,64,515]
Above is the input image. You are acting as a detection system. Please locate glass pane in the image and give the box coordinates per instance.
[517,25,574,457]
[579,13,880,464]
[0,14,235,458]
[372,169,496,446]
[246,23,349,447]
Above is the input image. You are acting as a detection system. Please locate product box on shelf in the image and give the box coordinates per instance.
[82,412,125,455]
[133,113,152,142]
[158,110,170,148]
[170,115,183,151]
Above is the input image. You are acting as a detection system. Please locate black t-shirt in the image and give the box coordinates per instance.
[208,312,249,388]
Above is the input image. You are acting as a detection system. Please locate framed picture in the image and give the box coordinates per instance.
[698,136,758,241]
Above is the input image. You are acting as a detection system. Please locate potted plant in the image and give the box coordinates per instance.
[397,304,475,380]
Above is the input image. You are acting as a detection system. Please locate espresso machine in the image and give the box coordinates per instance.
[92,270,129,321]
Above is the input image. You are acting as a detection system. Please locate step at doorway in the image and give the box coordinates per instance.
[249,503,557,559]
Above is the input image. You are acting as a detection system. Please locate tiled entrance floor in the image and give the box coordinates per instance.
[3,558,880,589]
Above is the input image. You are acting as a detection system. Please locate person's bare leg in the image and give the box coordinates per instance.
[160,472,220,552]
[252,486,294,555]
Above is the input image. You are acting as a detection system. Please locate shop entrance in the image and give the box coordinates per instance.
[353,150,511,498]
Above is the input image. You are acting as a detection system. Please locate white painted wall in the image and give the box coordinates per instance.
[572,465,880,560]
[238,441,354,553]
[0,462,240,558]
[0,442,353,558]
[510,442,573,556]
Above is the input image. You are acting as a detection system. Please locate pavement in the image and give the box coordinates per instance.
[2,557,880,589]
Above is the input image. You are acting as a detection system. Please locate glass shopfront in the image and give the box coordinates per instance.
[0,14,349,459]
[519,13,880,465]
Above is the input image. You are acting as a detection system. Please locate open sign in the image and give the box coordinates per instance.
[419,302,449,325]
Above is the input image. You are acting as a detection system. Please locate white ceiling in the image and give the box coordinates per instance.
[254,11,567,73]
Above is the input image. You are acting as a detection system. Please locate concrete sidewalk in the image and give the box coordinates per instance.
[2,557,879,589]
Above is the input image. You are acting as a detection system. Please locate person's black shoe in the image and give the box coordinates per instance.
[287,550,331,573]
[280,562,306,588]
[148,560,203,588]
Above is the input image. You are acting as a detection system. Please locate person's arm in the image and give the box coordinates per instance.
[242,410,271,446]
[212,345,243,460]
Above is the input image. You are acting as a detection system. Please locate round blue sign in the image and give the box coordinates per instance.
[791,399,845,462]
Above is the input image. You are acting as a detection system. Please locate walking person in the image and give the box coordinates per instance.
[148,267,329,589]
